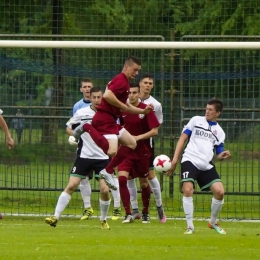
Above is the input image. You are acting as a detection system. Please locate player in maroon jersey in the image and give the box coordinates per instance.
[117,83,160,224]
[73,56,153,190]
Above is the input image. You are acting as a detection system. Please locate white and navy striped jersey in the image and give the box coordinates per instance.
[181,116,225,171]
[140,95,163,124]
[66,106,108,160]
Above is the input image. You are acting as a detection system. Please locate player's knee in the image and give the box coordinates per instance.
[140,182,148,189]
[148,171,156,180]
[182,183,194,196]
[100,185,110,195]
[65,184,77,194]
[107,148,117,157]
[128,140,137,150]
[214,189,225,200]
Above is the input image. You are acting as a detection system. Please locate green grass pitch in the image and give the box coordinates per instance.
[0,217,259,260]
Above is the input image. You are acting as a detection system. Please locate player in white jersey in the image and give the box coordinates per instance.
[127,74,166,223]
[166,98,231,235]
[45,87,112,229]
[73,80,121,221]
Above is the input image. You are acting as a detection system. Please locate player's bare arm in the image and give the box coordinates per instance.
[103,89,128,110]
[66,127,73,136]
[166,133,188,176]
[124,102,154,115]
[133,127,159,142]
[217,150,231,161]
[0,115,14,149]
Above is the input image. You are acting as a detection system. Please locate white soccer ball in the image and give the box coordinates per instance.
[153,154,172,172]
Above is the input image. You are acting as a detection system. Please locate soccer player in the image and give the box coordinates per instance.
[45,87,112,229]
[73,56,153,190]
[118,83,160,224]
[72,80,121,221]
[127,74,166,223]
[166,98,231,235]
[0,109,14,149]
[72,78,93,115]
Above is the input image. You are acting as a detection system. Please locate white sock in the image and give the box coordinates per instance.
[111,175,120,208]
[127,179,138,210]
[100,199,111,221]
[54,192,71,219]
[183,196,194,229]
[79,177,91,208]
[210,198,224,224]
[148,177,162,207]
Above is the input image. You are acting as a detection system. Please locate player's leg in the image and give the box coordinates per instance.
[139,177,151,224]
[118,158,134,223]
[98,177,111,230]
[181,161,198,234]
[105,128,136,174]
[79,177,94,220]
[148,169,166,223]
[127,177,141,220]
[45,176,81,227]
[111,175,121,220]
[100,128,136,189]
[198,169,226,234]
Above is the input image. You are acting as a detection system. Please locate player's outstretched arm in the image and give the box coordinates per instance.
[124,103,153,115]
[217,150,231,161]
[166,133,188,176]
[0,115,14,149]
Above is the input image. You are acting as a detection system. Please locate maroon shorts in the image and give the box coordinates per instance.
[92,110,122,135]
[118,154,150,179]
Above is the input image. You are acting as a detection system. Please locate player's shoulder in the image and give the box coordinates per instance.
[75,106,93,115]
[110,73,128,84]
[149,95,161,106]
[190,115,204,122]
[73,99,83,109]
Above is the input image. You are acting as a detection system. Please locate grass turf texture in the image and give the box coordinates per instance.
[0,217,259,260]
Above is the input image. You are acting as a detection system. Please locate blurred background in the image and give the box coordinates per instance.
[0,0,259,219]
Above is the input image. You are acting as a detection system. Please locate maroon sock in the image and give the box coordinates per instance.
[142,185,151,213]
[118,176,131,215]
[105,146,134,173]
[83,124,109,154]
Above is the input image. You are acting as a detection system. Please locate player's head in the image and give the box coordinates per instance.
[123,56,141,80]
[128,83,140,105]
[139,73,154,95]
[205,98,223,121]
[80,78,93,100]
[89,86,103,110]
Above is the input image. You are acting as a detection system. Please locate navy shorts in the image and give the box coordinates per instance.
[181,161,221,191]
[70,157,110,180]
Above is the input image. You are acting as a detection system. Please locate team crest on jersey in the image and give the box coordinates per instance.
[213,130,217,135]
[139,114,145,119]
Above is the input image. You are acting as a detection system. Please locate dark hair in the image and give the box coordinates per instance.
[125,56,141,66]
[129,83,140,92]
[140,73,154,81]
[207,98,223,112]
[90,86,102,95]
[81,78,92,83]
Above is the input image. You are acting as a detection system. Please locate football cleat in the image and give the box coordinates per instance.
[80,207,94,220]
[45,216,58,227]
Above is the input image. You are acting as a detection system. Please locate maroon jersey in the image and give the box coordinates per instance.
[122,102,160,158]
[97,73,129,118]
